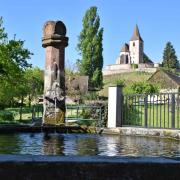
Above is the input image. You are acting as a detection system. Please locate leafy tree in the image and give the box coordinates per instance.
[0,17,8,76]
[77,6,103,89]
[24,67,44,107]
[0,18,32,79]
[0,17,32,109]
[162,42,179,69]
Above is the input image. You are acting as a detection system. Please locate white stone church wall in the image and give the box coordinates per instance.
[129,40,139,64]
[129,40,143,64]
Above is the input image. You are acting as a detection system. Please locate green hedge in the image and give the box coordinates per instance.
[0,111,14,121]
[131,64,138,69]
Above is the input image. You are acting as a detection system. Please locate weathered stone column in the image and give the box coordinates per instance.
[42,21,68,125]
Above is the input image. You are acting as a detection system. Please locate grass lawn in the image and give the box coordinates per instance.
[0,106,43,125]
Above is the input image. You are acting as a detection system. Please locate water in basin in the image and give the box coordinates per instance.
[0,133,180,157]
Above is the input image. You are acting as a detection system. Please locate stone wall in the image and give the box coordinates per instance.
[103,66,157,76]
[138,63,154,68]
[106,64,131,70]
[0,155,180,180]
[101,127,180,140]
[135,67,157,73]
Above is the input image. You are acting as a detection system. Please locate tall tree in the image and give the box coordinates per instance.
[0,17,32,109]
[0,17,8,76]
[77,6,103,89]
[162,42,179,69]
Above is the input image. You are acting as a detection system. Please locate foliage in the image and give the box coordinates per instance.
[0,111,14,121]
[99,72,153,97]
[113,79,125,86]
[123,100,142,126]
[103,75,158,95]
[83,91,98,101]
[162,42,179,69]
[130,82,159,94]
[77,6,104,89]
[131,64,138,69]
[0,17,33,109]
[79,106,101,126]
[24,67,44,106]
[0,17,7,76]
[81,109,92,119]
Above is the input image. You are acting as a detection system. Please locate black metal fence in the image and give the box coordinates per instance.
[65,105,107,127]
[32,104,43,120]
[122,93,180,129]
[32,104,107,127]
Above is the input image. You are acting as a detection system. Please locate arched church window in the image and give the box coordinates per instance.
[133,42,135,46]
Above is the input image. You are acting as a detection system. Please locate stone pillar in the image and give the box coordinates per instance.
[107,85,123,128]
[42,21,68,125]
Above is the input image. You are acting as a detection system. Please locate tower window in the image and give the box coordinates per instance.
[133,42,135,46]
[125,55,129,64]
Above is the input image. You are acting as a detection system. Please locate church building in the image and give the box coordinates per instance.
[116,25,144,65]
[103,25,157,75]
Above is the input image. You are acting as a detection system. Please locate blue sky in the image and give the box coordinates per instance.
[1,0,180,69]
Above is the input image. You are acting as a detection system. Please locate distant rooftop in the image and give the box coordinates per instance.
[120,43,129,52]
[130,25,143,42]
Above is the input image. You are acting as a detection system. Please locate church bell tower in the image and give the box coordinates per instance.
[129,25,144,64]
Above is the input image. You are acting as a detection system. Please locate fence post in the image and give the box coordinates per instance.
[171,94,175,128]
[99,106,102,127]
[77,106,79,120]
[144,95,148,128]
[32,106,35,120]
[107,85,123,128]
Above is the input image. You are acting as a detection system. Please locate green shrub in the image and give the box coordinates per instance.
[83,91,98,100]
[0,111,14,121]
[77,120,95,126]
[131,64,138,69]
[114,79,124,86]
[81,109,91,119]
[79,108,100,126]
[130,82,159,94]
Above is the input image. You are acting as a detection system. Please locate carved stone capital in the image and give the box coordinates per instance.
[42,35,68,47]
[42,21,68,48]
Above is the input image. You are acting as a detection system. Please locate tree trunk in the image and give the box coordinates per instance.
[19,96,24,121]
[28,94,31,108]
